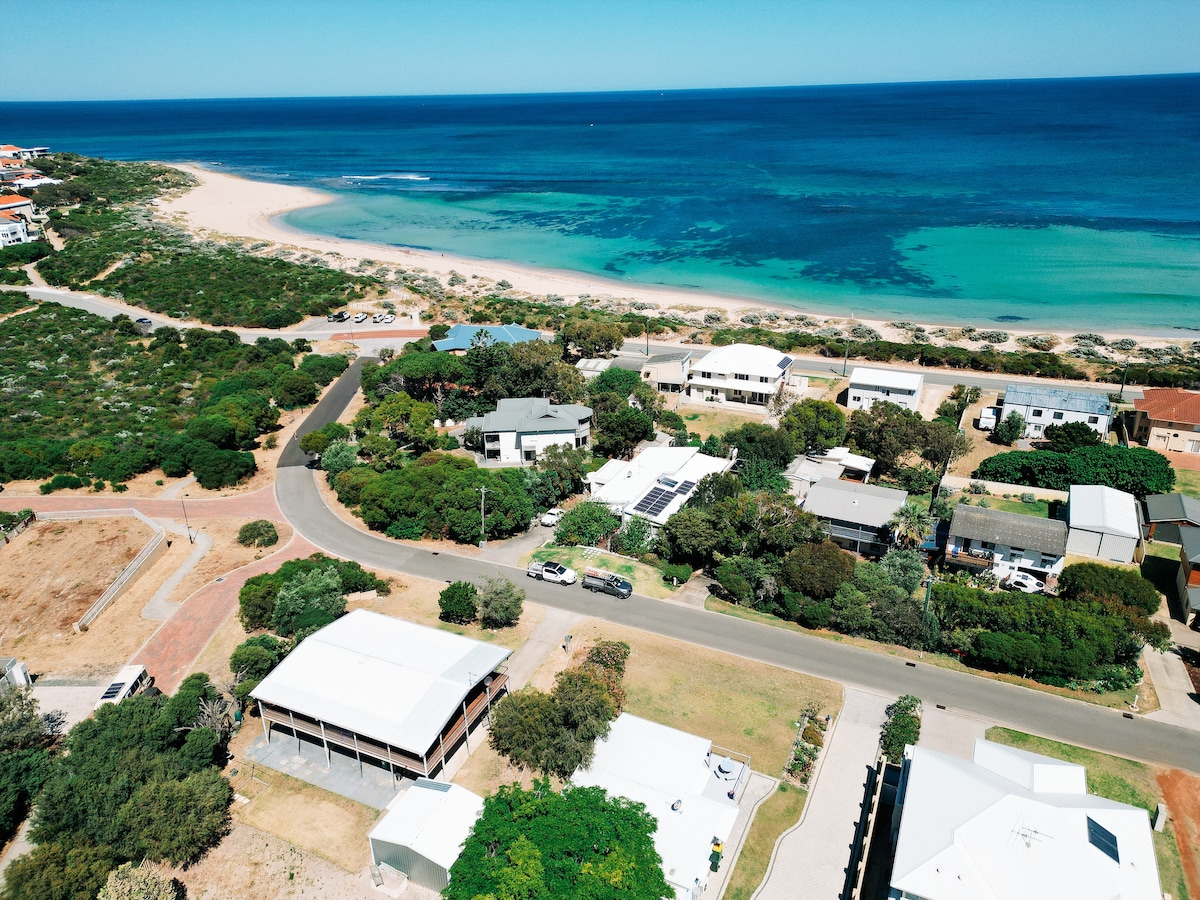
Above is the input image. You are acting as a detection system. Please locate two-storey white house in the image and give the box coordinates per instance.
[945,506,1068,584]
[1000,384,1112,439]
[847,367,924,411]
[681,343,807,406]
[465,397,592,464]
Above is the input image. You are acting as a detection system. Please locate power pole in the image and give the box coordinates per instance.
[477,486,489,548]
[842,338,850,377]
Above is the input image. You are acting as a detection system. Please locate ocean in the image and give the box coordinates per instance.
[4,75,1199,334]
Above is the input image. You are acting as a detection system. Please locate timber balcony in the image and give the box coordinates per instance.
[945,549,995,570]
[257,670,508,779]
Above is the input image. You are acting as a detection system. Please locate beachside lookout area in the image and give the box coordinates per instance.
[250,610,510,780]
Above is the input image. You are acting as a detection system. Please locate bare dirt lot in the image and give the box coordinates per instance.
[1158,768,1200,900]
[0,518,160,675]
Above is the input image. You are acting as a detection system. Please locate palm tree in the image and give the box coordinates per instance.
[889,501,934,550]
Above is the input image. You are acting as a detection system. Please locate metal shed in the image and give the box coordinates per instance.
[368,779,483,892]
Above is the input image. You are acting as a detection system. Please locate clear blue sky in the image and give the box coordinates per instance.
[11,0,1199,101]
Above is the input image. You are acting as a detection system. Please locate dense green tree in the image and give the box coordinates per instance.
[558,318,625,358]
[611,514,653,557]
[920,420,972,471]
[532,444,591,504]
[319,440,359,477]
[780,399,847,455]
[439,581,480,625]
[780,541,857,600]
[445,780,669,900]
[115,769,232,866]
[975,444,1174,497]
[992,411,1025,446]
[593,406,655,459]
[298,421,350,456]
[554,501,621,547]
[271,566,345,636]
[722,422,795,470]
[1057,562,1161,616]
[272,370,319,409]
[880,696,922,763]
[847,402,927,477]
[1041,421,1103,452]
[685,471,743,509]
[0,841,117,900]
[480,577,526,629]
[879,549,926,595]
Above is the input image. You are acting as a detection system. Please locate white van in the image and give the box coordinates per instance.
[94,665,150,711]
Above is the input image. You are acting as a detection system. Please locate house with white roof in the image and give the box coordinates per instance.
[1000,383,1112,439]
[368,779,483,892]
[464,397,592,464]
[0,211,29,246]
[588,446,733,533]
[889,739,1162,900]
[1065,484,1143,564]
[847,366,924,411]
[783,446,875,498]
[640,350,693,394]
[684,343,807,406]
[250,610,510,780]
[0,145,50,160]
[802,478,908,556]
[572,714,746,900]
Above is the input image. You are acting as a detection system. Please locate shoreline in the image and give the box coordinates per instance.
[159,164,1191,348]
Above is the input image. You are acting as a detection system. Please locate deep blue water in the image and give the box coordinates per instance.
[4,76,1199,332]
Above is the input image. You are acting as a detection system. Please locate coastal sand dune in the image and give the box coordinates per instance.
[159,164,1185,350]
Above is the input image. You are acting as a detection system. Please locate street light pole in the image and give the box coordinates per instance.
[180,493,194,544]
[477,485,489,549]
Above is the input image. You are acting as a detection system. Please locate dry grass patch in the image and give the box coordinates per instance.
[518,619,841,778]
[350,571,545,652]
[229,763,378,873]
[679,407,768,439]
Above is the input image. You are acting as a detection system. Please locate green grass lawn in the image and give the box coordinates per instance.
[950,492,1050,518]
[723,783,808,900]
[681,407,767,439]
[985,728,1190,900]
[1176,468,1200,500]
[526,546,676,598]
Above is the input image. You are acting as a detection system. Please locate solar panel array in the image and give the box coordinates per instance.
[676,480,696,494]
[1086,816,1120,864]
[633,486,675,516]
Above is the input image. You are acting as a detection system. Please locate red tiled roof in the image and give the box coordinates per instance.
[1135,388,1200,426]
[0,194,31,207]
[0,210,22,221]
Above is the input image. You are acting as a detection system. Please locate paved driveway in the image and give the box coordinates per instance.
[753,689,889,900]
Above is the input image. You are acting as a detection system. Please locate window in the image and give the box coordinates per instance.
[852,395,861,402]
[735,373,749,381]
[759,376,769,383]
[700,371,712,379]
[1087,416,1099,424]
[1032,409,1043,418]
[1052,412,1064,420]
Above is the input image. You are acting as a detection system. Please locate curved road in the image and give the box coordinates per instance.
[278,361,1194,772]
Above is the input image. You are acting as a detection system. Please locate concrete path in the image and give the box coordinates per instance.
[156,474,196,500]
[753,689,890,900]
[505,605,585,690]
[1142,647,1200,730]
[917,706,990,760]
[0,821,33,890]
[141,521,213,620]
[131,531,320,693]
[705,772,776,900]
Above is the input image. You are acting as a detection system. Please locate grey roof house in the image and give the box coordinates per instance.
[802,479,907,556]
[465,397,592,464]
[1000,384,1113,439]
[1142,493,1200,544]
[1177,526,1200,624]
[946,506,1068,580]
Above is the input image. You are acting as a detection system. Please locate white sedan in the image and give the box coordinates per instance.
[1003,572,1045,594]
[540,507,565,527]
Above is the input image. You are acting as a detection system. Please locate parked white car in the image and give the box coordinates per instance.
[372,312,385,323]
[540,507,565,527]
[1003,572,1045,594]
[526,560,578,585]
[382,313,396,324]
[353,312,368,323]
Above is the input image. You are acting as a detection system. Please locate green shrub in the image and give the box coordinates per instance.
[439,581,479,624]
[237,520,279,548]
[881,695,922,762]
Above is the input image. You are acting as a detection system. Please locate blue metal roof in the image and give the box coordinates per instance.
[432,323,543,352]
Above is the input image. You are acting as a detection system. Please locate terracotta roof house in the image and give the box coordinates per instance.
[1133,388,1200,456]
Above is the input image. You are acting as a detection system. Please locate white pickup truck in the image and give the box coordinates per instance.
[526,560,578,585]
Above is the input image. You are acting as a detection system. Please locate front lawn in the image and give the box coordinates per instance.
[950,493,1051,518]
[525,546,677,598]
[985,728,1191,900]
[1176,468,1200,500]
[681,407,768,439]
[723,783,808,900]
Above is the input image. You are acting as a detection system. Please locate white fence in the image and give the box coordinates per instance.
[37,509,167,633]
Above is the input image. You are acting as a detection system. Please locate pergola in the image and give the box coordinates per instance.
[251,610,510,778]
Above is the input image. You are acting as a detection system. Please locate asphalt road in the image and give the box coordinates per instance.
[279,362,1195,772]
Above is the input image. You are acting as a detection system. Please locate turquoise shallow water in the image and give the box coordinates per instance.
[7,76,1200,334]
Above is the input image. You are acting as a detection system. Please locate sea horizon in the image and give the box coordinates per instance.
[5,74,1199,335]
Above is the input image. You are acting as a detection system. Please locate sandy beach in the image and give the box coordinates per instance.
[159,164,1188,350]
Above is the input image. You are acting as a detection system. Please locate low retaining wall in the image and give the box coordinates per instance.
[941,475,1069,503]
[37,509,167,633]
